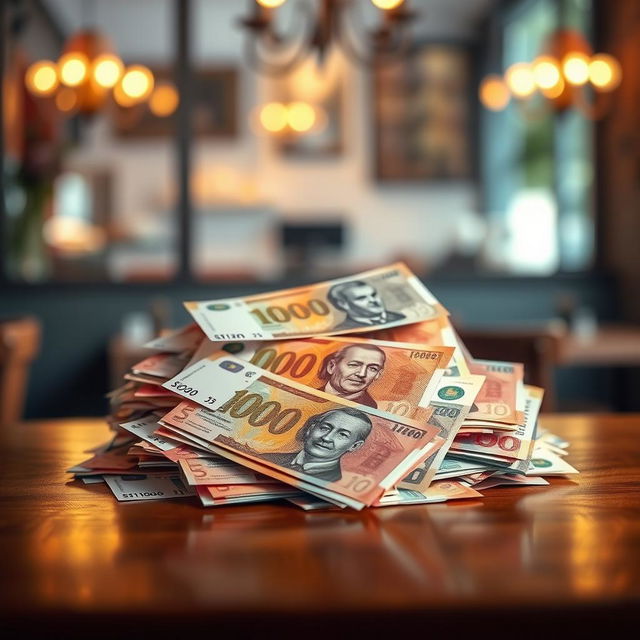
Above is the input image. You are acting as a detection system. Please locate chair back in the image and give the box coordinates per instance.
[458,327,562,412]
[0,316,41,426]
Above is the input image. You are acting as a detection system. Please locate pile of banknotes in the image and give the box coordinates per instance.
[68,263,578,510]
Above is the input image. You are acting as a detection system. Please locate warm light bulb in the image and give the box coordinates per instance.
[259,102,288,132]
[532,56,561,90]
[149,83,180,117]
[59,52,89,87]
[562,52,590,85]
[92,54,123,88]
[479,74,510,111]
[256,0,287,8]
[55,88,78,112]
[121,65,154,101]
[505,63,536,98]
[25,60,59,96]
[370,0,405,9]
[287,102,316,132]
[589,54,622,91]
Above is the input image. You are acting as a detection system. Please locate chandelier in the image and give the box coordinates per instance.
[239,0,417,75]
[479,28,622,120]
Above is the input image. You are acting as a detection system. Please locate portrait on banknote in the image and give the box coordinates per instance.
[316,344,386,408]
[327,281,406,331]
[260,407,373,482]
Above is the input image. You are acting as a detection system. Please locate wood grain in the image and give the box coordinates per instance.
[1,415,639,636]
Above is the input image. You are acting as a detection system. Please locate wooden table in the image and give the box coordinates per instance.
[1,415,639,637]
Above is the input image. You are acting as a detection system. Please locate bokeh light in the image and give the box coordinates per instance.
[59,52,89,87]
[370,0,405,9]
[532,56,561,90]
[113,81,137,107]
[92,54,124,89]
[287,101,316,132]
[256,0,287,8]
[149,83,180,117]
[259,102,288,132]
[562,52,590,85]
[121,65,154,101]
[25,61,59,96]
[505,63,536,98]
[540,76,565,99]
[589,54,622,91]
[479,74,510,111]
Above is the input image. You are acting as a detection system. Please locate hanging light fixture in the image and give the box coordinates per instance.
[479,28,622,119]
[239,0,417,76]
[23,0,157,117]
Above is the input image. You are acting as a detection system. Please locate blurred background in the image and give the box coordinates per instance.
[1,0,639,420]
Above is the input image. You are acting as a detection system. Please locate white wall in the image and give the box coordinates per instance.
[56,0,491,270]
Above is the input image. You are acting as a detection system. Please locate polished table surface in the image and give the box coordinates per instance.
[1,415,639,636]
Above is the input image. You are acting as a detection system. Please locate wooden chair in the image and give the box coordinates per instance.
[0,316,41,426]
[457,326,563,412]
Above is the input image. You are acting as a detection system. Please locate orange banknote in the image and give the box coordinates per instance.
[182,336,452,422]
[159,355,441,508]
[467,359,525,424]
[358,316,470,378]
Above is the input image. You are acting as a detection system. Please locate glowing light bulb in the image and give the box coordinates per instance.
[55,88,78,112]
[256,0,287,8]
[589,54,622,91]
[479,74,510,111]
[120,65,154,102]
[149,83,180,117]
[287,102,316,132]
[59,52,89,87]
[259,102,288,132]
[92,54,123,88]
[25,61,59,96]
[532,56,561,90]
[371,0,405,9]
[562,52,590,85]
[505,63,536,98]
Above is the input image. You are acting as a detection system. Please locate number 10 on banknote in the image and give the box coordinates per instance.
[184,263,448,342]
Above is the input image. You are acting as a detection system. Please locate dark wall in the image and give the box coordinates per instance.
[0,273,621,418]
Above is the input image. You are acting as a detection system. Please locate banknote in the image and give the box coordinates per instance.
[357,316,470,377]
[474,474,550,490]
[68,447,140,474]
[467,359,524,424]
[178,457,275,486]
[196,485,299,507]
[449,385,544,474]
[144,323,205,353]
[132,352,191,380]
[120,414,183,451]
[104,473,196,501]
[451,425,533,461]
[159,354,440,508]
[173,336,452,422]
[398,374,485,492]
[434,457,490,480]
[526,446,579,475]
[184,263,448,342]
[204,483,293,498]
[376,480,482,506]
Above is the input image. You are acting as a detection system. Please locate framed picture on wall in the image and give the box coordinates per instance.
[372,43,473,182]
[113,67,238,138]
